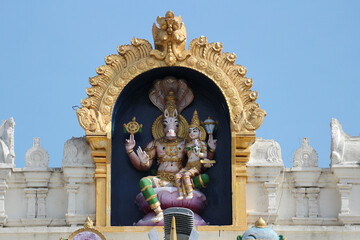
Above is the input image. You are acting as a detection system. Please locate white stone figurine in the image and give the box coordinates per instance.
[331,118,360,165]
[0,118,15,165]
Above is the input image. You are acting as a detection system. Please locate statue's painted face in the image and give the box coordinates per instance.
[163,109,179,139]
[189,127,200,140]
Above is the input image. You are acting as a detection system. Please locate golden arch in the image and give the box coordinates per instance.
[76,11,266,231]
[77,35,265,134]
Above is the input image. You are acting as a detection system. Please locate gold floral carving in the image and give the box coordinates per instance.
[77,11,266,134]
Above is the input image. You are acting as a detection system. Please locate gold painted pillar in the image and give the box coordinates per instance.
[232,132,255,229]
[86,133,111,227]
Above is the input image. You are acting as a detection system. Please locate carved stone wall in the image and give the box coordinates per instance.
[0,119,360,239]
[2,135,95,229]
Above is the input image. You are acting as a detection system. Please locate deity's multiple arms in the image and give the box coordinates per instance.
[206,134,217,160]
[125,134,155,171]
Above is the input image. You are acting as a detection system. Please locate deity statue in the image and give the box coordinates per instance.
[125,78,217,223]
[175,110,215,200]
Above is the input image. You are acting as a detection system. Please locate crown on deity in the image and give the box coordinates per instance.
[164,91,178,117]
[189,110,206,141]
[189,110,201,128]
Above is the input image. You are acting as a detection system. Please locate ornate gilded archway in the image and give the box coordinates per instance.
[76,11,266,231]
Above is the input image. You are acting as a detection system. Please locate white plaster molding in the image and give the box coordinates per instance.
[264,182,278,214]
[293,188,307,218]
[36,188,48,219]
[293,138,318,168]
[5,218,67,227]
[248,138,283,166]
[331,118,360,166]
[292,217,328,225]
[23,187,53,226]
[62,137,93,168]
[65,184,79,218]
[276,218,339,226]
[0,168,11,226]
[306,188,320,218]
[62,167,94,184]
[332,165,360,184]
[63,163,94,226]
[292,186,321,223]
[23,171,52,188]
[65,214,95,227]
[0,118,15,166]
[337,183,351,215]
[292,167,321,187]
[24,188,37,219]
[338,215,360,225]
[247,166,283,183]
[25,138,49,170]
[20,218,52,227]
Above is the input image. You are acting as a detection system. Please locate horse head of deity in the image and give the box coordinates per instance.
[163,108,179,139]
[149,77,194,140]
[161,91,179,140]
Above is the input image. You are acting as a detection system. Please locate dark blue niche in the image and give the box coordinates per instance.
[111,67,232,226]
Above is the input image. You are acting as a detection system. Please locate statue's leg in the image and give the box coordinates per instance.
[183,168,200,199]
[192,173,210,189]
[175,169,187,200]
[139,176,163,222]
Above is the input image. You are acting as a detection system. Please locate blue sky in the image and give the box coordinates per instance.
[1,1,359,168]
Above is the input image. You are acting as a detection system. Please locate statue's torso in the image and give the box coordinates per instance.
[186,140,206,163]
[155,137,186,173]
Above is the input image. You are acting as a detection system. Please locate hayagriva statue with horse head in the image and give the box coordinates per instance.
[125,77,217,224]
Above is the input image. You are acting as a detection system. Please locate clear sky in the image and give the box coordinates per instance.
[1,1,359,168]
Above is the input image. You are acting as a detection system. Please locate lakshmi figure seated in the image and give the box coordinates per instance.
[175,110,215,200]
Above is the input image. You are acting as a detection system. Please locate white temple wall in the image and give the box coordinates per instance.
[76,182,95,215]
[5,188,27,220]
[274,176,295,220]
[317,169,340,219]
[1,118,360,239]
[349,184,360,215]
[3,167,95,227]
[246,169,343,224]
[246,182,268,212]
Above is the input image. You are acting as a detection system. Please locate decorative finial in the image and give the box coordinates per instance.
[33,137,40,147]
[170,216,177,240]
[150,11,190,66]
[84,216,94,228]
[255,217,267,228]
[293,137,318,167]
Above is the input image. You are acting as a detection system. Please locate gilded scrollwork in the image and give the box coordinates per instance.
[76,107,111,133]
[77,10,266,134]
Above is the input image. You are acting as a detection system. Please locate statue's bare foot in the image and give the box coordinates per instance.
[186,193,193,199]
[152,211,163,223]
[177,195,184,200]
